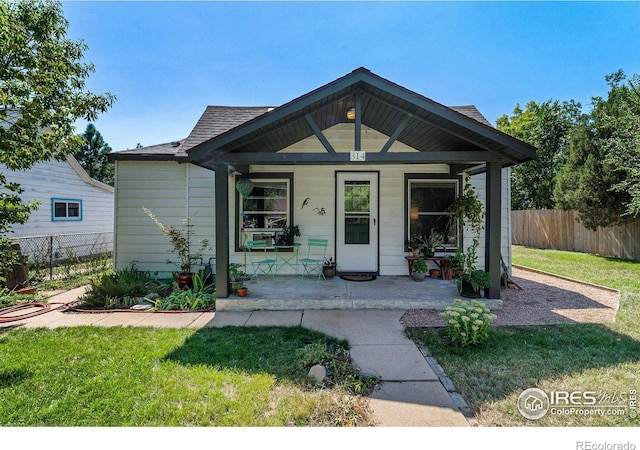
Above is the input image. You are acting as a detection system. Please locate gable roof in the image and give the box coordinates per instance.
[109,105,501,161]
[110,67,537,170]
[187,67,536,169]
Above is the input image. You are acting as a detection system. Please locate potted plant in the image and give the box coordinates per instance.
[274,224,301,246]
[237,286,248,297]
[429,268,441,279]
[143,206,210,289]
[426,228,444,256]
[229,263,248,294]
[405,235,426,257]
[457,268,492,298]
[411,258,428,281]
[323,257,336,279]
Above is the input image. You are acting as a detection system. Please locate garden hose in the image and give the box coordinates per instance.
[0,302,52,323]
[0,300,78,324]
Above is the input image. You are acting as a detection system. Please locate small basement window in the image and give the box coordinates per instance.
[52,198,82,221]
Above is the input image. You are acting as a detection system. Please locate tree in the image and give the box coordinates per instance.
[76,123,114,185]
[496,100,581,210]
[554,71,634,229]
[602,72,640,220]
[0,0,115,280]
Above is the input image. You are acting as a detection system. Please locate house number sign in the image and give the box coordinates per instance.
[350,151,366,162]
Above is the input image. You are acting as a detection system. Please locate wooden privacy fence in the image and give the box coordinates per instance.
[512,210,640,260]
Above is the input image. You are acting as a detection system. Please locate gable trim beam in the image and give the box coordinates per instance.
[201,150,502,168]
[368,95,520,164]
[188,73,372,161]
[379,115,410,153]
[364,75,537,161]
[304,114,336,154]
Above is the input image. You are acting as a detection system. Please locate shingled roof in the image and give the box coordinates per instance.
[108,104,495,161]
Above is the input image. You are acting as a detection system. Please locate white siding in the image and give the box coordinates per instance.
[2,158,114,237]
[113,127,513,277]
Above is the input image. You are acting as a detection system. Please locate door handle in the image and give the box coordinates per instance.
[373,218,376,226]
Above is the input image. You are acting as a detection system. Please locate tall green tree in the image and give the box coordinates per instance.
[554,71,634,229]
[496,100,581,210]
[603,72,640,220]
[76,123,114,185]
[0,0,115,280]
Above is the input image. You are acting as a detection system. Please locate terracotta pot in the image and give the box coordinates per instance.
[177,273,193,290]
[445,269,453,280]
[237,287,248,297]
[429,269,441,279]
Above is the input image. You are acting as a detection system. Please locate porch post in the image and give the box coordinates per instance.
[215,162,229,298]
[485,162,502,299]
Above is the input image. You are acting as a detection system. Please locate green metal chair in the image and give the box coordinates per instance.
[300,238,328,281]
[246,240,277,283]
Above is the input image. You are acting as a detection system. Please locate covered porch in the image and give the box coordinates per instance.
[216,275,503,311]
[184,68,536,303]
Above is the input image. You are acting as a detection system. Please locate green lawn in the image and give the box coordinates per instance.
[408,245,640,426]
[0,326,375,426]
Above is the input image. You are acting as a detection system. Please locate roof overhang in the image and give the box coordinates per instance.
[187,67,537,172]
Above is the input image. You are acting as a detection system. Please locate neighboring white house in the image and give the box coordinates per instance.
[109,68,536,300]
[2,155,114,259]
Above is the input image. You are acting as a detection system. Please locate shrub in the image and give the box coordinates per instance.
[149,272,215,310]
[80,264,152,308]
[439,299,496,348]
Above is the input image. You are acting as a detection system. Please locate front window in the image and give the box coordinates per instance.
[237,175,291,249]
[408,180,458,249]
[52,198,82,221]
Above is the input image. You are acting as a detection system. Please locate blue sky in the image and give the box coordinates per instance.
[62,1,640,152]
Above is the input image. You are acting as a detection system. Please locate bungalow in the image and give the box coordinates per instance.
[108,68,536,300]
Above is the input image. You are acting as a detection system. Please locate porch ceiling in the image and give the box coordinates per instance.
[187,67,537,171]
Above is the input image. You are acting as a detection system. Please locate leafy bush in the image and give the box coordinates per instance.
[439,299,496,348]
[150,273,215,310]
[80,265,152,308]
[294,342,378,394]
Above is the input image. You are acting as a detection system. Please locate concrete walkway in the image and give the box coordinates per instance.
[1,287,470,427]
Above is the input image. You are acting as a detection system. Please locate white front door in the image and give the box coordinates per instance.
[336,171,379,273]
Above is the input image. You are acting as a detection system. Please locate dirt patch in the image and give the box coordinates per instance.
[400,266,620,328]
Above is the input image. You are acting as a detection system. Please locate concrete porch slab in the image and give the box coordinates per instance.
[215,275,502,311]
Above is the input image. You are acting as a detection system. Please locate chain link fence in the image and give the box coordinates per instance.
[10,232,113,282]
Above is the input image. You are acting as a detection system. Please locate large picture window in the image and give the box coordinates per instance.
[236,174,292,249]
[407,179,458,249]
